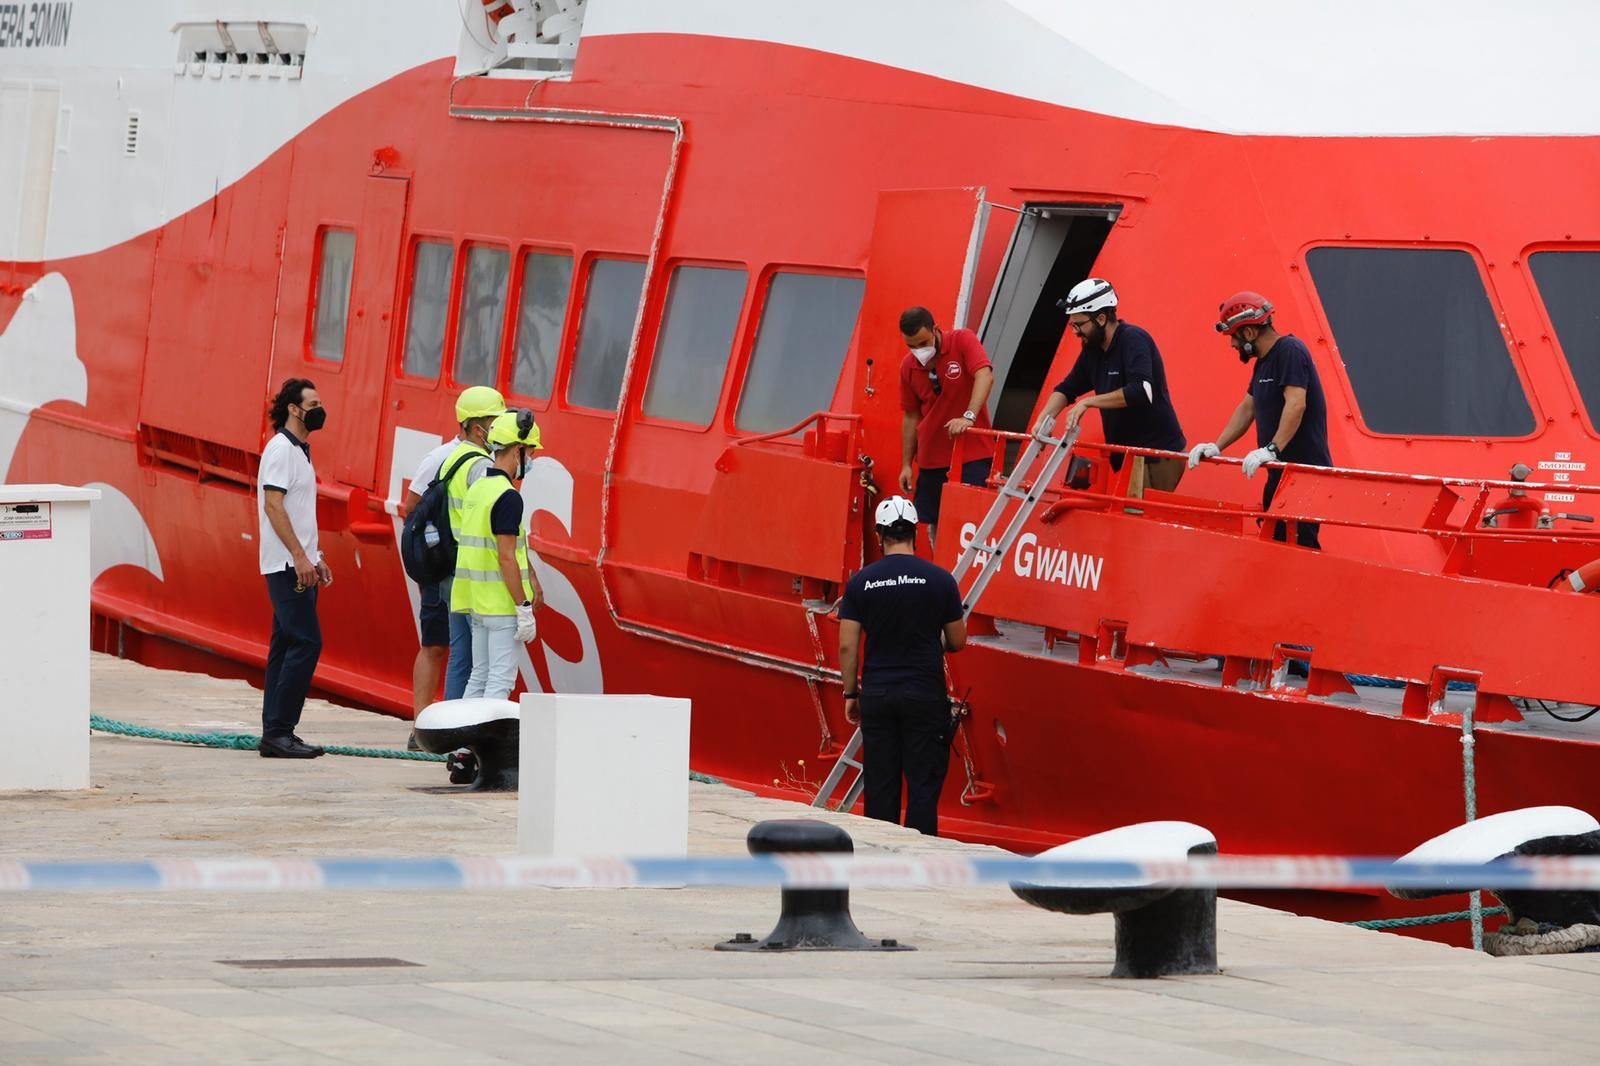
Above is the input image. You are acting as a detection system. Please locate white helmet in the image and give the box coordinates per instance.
[1058,277,1118,315]
[874,495,918,528]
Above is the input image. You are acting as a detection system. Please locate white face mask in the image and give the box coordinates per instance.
[910,345,937,366]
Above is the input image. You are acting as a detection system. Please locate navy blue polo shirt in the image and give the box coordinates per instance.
[1249,334,1331,466]
[1052,322,1186,461]
[839,553,962,701]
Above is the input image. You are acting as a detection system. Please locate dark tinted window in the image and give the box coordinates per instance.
[510,251,573,401]
[1307,247,1533,436]
[1530,251,1600,425]
[403,240,454,379]
[735,272,865,432]
[311,229,354,363]
[453,245,510,387]
[566,258,646,411]
[643,265,747,426]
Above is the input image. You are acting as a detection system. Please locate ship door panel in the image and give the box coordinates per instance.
[139,149,294,458]
[978,204,1117,439]
[851,187,989,497]
[328,175,408,490]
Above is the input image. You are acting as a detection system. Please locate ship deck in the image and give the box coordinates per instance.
[2,654,1598,1064]
[969,622,1600,745]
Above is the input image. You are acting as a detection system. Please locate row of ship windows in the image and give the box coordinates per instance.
[1305,246,1600,439]
[307,231,863,434]
[307,232,1600,441]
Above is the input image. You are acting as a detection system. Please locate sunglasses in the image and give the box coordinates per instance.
[926,368,942,396]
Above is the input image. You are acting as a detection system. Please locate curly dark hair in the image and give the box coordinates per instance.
[269,378,316,431]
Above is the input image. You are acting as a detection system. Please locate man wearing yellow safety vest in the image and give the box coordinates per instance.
[451,408,545,699]
[401,386,504,746]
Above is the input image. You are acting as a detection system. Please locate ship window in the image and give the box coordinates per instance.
[510,251,574,401]
[643,265,747,426]
[735,272,865,433]
[402,240,454,379]
[310,228,354,363]
[453,244,511,388]
[566,258,646,411]
[1529,251,1600,425]
[1307,247,1533,437]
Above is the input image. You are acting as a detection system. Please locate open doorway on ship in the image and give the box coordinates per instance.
[978,203,1118,471]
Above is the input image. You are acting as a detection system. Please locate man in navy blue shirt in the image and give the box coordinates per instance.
[838,496,967,836]
[1032,279,1187,490]
[1188,291,1332,548]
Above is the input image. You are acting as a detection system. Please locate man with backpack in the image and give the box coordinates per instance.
[401,386,505,745]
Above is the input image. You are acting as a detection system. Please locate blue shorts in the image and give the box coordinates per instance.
[418,579,450,648]
[913,457,993,528]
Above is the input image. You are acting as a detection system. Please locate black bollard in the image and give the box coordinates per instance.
[717,819,912,952]
[1011,837,1219,978]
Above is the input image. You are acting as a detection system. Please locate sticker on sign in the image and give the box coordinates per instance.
[0,501,52,541]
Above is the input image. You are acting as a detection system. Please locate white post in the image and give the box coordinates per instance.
[0,485,99,790]
[518,693,691,856]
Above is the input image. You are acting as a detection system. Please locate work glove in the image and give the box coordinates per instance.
[515,602,537,644]
[1187,442,1220,469]
[1242,446,1276,479]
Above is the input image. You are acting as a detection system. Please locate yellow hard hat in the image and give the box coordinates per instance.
[455,385,506,423]
[487,408,542,450]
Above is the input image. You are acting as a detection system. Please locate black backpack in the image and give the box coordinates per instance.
[400,448,485,584]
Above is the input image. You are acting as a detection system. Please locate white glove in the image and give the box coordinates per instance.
[1242,446,1276,479]
[1187,442,1220,469]
[514,602,537,644]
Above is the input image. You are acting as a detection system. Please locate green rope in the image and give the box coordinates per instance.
[1347,906,1507,930]
[91,715,445,761]
[89,714,725,783]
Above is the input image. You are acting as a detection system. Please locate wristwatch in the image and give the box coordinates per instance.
[519,600,533,608]
[1264,442,1281,458]
[842,691,859,699]
[962,410,976,421]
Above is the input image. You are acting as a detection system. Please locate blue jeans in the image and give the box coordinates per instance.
[444,607,473,700]
[262,568,322,739]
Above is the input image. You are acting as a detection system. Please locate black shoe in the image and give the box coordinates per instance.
[291,734,326,756]
[259,735,323,759]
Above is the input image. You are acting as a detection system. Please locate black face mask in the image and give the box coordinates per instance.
[301,406,327,433]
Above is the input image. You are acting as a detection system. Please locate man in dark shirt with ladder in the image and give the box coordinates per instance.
[838,496,967,836]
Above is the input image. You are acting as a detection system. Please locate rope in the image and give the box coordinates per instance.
[1346,906,1507,930]
[89,715,724,784]
[91,715,446,761]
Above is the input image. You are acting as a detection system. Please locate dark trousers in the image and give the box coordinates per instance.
[263,568,323,739]
[1263,467,1321,549]
[860,693,952,837]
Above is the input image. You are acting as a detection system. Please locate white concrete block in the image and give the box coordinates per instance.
[518,693,690,856]
[0,484,99,790]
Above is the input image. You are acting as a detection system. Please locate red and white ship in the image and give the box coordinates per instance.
[6,0,1600,933]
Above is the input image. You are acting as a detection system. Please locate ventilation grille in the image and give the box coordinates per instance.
[123,111,140,158]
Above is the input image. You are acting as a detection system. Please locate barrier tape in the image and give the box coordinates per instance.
[2,854,1599,893]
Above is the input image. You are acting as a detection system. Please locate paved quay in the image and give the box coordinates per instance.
[1,655,1599,1064]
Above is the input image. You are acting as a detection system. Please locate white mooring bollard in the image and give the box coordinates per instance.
[0,484,99,790]
[518,693,691,857]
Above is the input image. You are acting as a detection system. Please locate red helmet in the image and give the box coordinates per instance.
[1215,291,1274,335]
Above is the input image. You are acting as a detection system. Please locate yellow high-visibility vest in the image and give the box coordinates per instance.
[451,471,531,616]
[442,439,490,536]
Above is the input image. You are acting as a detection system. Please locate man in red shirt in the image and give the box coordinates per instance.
[898,306,995,547]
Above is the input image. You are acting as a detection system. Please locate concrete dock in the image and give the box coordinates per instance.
[2,655,1599,1064]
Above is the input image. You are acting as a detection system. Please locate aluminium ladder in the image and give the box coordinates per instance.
[812,419,1081,812]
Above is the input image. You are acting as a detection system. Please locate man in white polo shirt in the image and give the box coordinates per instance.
[257,378,330,759]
